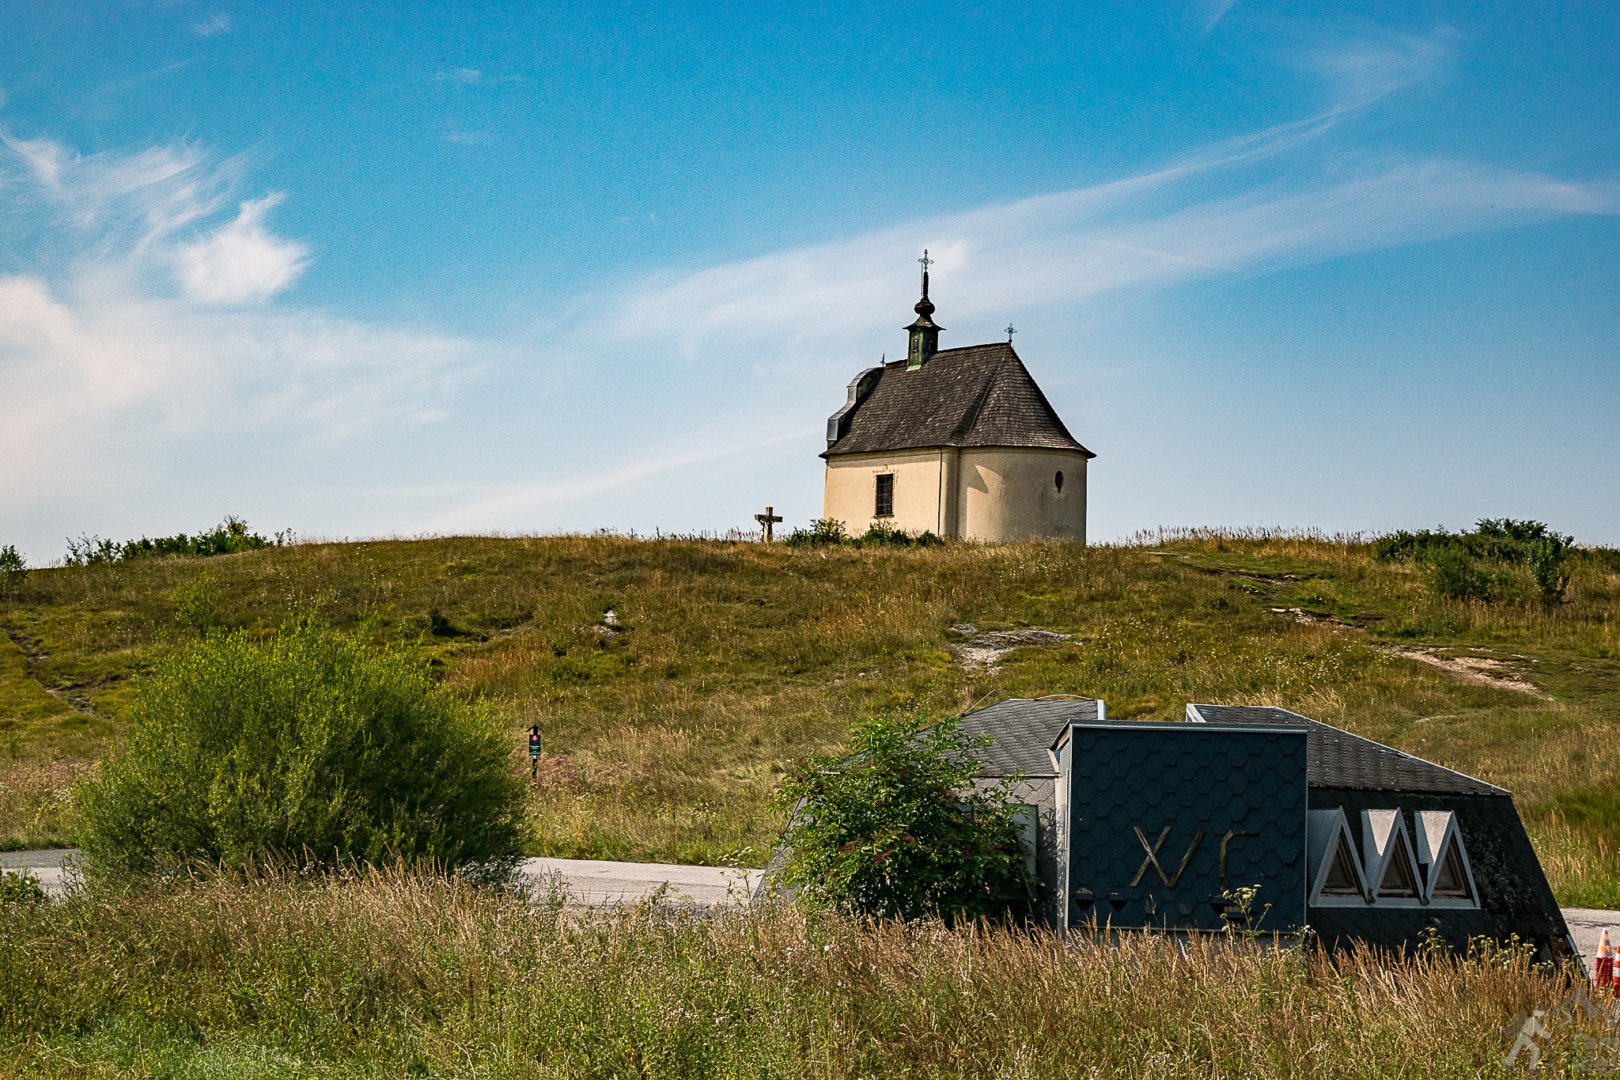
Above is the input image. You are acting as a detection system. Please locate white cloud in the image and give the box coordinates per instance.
[580,153,1616,369]
[436,68,522,87]
[0,135,490,532]
[1190,0,1240,34]
[174,193,310,304]
[1,132,236,251]
[1298,26,1460,110]
[193,12,232,37]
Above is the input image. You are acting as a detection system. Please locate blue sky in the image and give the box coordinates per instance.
[1,1,1616,561]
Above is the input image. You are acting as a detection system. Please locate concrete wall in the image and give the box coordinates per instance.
[822,449,950,536]
[957,447,1088,543]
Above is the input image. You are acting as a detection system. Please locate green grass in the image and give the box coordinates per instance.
[0,870,1604,1078]
[2,531,1618,902]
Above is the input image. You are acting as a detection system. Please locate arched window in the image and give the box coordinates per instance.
[1054,470,1065,492]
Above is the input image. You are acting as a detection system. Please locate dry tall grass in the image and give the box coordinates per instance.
[0,870,1606,1078]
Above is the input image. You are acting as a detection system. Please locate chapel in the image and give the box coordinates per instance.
[821,255,1095,542]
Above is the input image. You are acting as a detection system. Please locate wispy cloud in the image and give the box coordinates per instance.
[192,12,232,37]
[566,85,1613,369]
[1190,0,1240,35]
[436,68,523,87]
[1,132,237,252]
[444,125,504,147]
[423,424,815,531]
[0,135,489,518]
[1296,25,1459,109]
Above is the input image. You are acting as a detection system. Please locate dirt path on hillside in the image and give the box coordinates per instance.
[948,625,1072,670]
[1386,646,1547,697]
[1263,606,1547,698]
[1,626,103,718]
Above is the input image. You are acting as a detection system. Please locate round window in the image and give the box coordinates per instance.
[1054,470,1065,492]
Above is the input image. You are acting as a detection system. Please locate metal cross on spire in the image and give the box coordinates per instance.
[918,249,933,272]
[1006,324,1017,343]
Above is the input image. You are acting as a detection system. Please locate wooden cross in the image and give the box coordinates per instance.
[754,505,783,542]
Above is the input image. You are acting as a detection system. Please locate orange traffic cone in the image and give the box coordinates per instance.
[1595,929,1615,992]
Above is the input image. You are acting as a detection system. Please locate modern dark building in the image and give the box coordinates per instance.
[957,697,1575,958]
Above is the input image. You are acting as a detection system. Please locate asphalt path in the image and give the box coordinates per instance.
[6,848,1617,961]
[2,848,762,908]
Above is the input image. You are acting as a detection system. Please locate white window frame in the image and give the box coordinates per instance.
[1414,810,1481,909]
[1360,809,1426,908]
[1308,807,1370,907]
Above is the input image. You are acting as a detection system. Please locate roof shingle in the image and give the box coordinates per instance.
[823,343,1093,458]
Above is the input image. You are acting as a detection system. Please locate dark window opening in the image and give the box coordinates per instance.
[1320,838,1362,896]
[1376,846,1418,898]
[874,474,894,517]
[1054,470,1065,492]
[1431,845,1472,899]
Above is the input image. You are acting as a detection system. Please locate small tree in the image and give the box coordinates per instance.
[78,621,527,880]
[769,715,1029,921]
[0,545,24,596]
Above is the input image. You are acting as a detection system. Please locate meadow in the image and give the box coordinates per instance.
[2,529,1618,903]
[0,869,1607,1078]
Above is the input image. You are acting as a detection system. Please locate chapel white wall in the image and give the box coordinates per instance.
[822,449,949,537]
[956,447,1088,543]
[823,445,1088,543]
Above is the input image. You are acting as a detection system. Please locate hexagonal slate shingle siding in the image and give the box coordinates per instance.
[1064,723,1308,933]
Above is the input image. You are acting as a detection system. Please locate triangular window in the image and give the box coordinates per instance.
[1431,844,1472,900]
[1376,836,1419,898]
[1320,836,1362,897]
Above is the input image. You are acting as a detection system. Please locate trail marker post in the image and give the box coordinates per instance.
[528,725,541,783]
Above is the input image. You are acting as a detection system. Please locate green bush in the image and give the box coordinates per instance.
[77,622,527,881]
[0,869,46,906]
[784,518,849,547]
[64,515,278,566]
[769,714,1029,921]
[784,519,945,549]
[1428,548,1495,602]
[1529,535,1573,605]
[1377,518,1575,605]
[0,544,24,596]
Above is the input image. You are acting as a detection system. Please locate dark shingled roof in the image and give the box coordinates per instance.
[1187,704,1508,797]
[823,343,1094,458]
[955,698,1506,797]
[958,697,1100,776]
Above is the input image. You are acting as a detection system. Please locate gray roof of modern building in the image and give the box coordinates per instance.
[955,697,1507,797]
[1186,704,1509,797]
[957,697,1101,776]
[823,343,1095,458]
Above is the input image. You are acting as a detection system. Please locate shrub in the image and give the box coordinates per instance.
[769,714,1029,921]
[0,869,46,906]
[1529,535,1573,605]
[1376,518,1575,605]
[77,622,527,881]
[63,516,278,566]
[784,518,849,547]
[0,544,24,595]
[854,523,945,548]
[1428,548,1495,602]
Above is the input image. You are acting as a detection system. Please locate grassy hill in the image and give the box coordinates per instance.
[3,530,1618,904]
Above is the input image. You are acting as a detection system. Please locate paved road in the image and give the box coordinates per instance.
[6,848,1616,960]
[2,849,762,907]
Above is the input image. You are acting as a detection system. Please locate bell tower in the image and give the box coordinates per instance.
[905,249,943,370]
